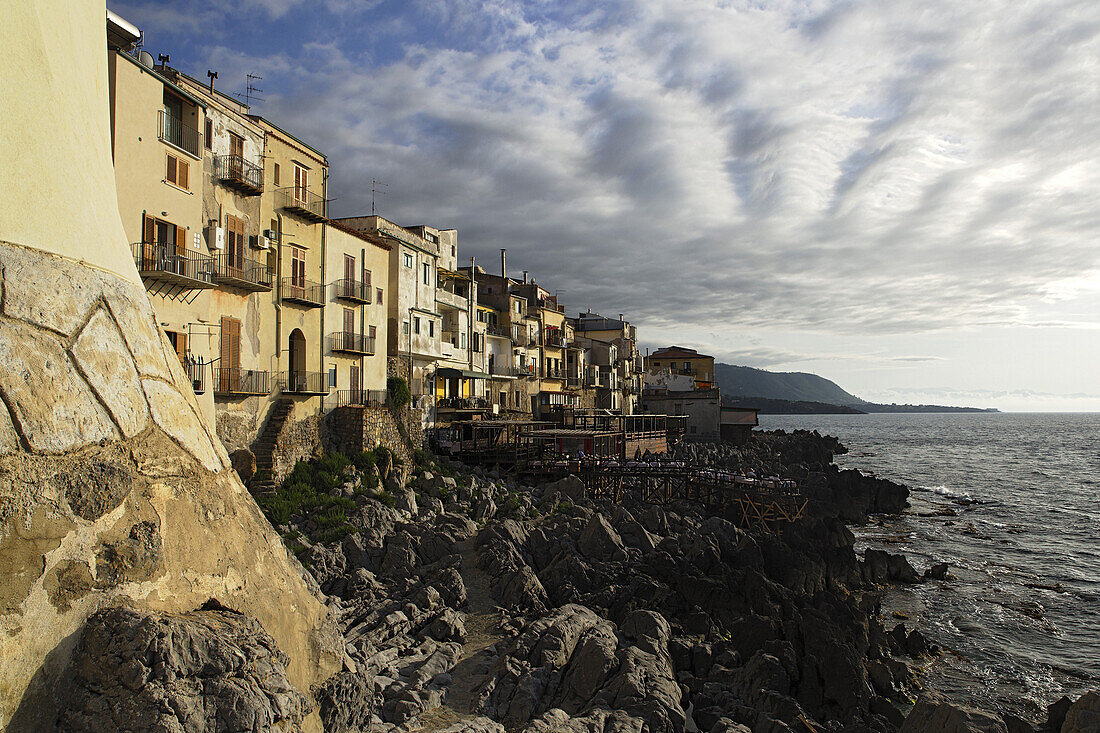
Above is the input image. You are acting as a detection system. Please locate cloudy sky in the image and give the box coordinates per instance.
[116,0,1100,411]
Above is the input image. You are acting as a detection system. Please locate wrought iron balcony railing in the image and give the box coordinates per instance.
[280,277,324,307]
[132,242,215,290]
[213,253,272,291]
[328,331,375,355]
[335,389,386,408]
[158,110,200,157]
[277,187,326,221]
[280,371,328,395]
[213,368,272,396]
[333,278,371,304]
[213,154,263,194]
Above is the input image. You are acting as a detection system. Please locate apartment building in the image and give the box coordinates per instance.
[573,312,645,414]
[645,346,716,390]
[322,222,390,409]
[334,216,444,399]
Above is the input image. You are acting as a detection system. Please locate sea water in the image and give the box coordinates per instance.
[758,412,1100,718]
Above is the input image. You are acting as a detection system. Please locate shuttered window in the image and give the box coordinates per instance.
[166,153,190,190]
[343,307,355,334]
[291,247,306,288]
[226,215,246,269]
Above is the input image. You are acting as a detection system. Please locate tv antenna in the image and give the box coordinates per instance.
[234,73,264,107]
[371,178,388,215]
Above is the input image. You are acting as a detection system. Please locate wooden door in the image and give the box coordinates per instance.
[226,216,245,271]
[349,365,360,395]
[220,316,241,391]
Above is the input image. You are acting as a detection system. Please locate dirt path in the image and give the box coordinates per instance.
[411,537,504,731]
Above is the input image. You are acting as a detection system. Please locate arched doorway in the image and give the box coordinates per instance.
[289,328,306,391]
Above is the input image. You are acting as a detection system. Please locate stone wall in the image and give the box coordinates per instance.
[324,404,427,464]
[215,398,263,454]
[270,413,323,486]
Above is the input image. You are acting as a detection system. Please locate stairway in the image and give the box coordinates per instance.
[250,398,294,494]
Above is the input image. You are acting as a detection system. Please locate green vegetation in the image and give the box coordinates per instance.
[257,446,399,545]
[387,376,411,408]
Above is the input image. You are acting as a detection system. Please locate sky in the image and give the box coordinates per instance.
[113,0,1100,411]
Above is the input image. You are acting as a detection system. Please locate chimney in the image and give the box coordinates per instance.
[500,248,506,280]
[522,270,528,284]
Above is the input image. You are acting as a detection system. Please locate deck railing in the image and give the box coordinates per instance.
[280,277,325,307]
[213,253,272,290]
[132,242,214,285]
[328,331,375,355]
[334,278,371,303]
[158,110,200,156]
[335,389,386,408]
[213,368,272,395]
[213,154,263,193]
[280,371,328,394]
[277,187,326,220]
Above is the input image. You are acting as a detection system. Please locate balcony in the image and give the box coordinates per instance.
[277,187,326,222]
[182,360,205,394]
[213,253,272,292]
[542,367,564,380]
[158,110,200,157]
[542,330,564,348]
[566,376,582,388]
[213,154,263,195]
[335,389,386,408]
[486,324,510,339]
[132,242,215,292]
[213,368,272,396]
[514,366,536,378]
[280,278,324,308]
[329,331,375,356]
[280,371,328,395]
[436,288,468,310]
[334,278,371,304]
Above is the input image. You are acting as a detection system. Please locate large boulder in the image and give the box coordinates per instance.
[577,514,627,561]
[57,603,309,732]
[1061,691,1100,733]
[900,692,1009,733]
[230,448,257,483]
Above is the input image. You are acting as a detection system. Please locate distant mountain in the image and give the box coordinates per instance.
[723,397,865,415]
[715,364,867,406]
[715,363,998,413]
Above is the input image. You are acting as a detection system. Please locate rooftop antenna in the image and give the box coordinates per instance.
[157,53,170,66]
[371,178,388,215]
[206,70,218,93]
[234,73,264,107]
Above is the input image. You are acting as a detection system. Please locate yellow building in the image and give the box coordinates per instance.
[645,346,716,390]
[252,115,330,422]
[322,222,391,407]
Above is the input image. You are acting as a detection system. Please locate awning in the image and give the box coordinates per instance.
[436,367,494,380]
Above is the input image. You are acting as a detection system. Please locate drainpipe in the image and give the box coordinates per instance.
[319,166,328,415]
[274,211,284,391]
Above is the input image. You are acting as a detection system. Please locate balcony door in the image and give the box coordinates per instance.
[226,215,246,273]
[291,246,306,290]
[349,365,360,396]
[289,328,306,388]
[220,316,241,392]
[343,254,355,298]
[294,164,309,204]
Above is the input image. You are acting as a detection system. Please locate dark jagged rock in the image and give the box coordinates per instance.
[57,602,309,733]
[900,691,1009,732]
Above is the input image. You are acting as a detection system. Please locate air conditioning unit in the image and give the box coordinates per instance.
[263,228,278,240]
[250,234,269,250]
[206,225,225,251]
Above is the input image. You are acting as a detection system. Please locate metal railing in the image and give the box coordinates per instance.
[280,278,325,307]
[567,376,582,388]
[335,389,386,408]
[514,366,536,377]
[280,371,327,394]
[437,397,490,410]
[542,330,564,347]
[158,110,200,156]
[132,242,214,285]
[277,187,326,220]
[214,252,272,290]
[333,278,371,303]
[486,324,510,338]
[213,368,272,396]
[183,360,205,394]
[542,367,564,379]
[328,331,375,355]
[213,154,263,193]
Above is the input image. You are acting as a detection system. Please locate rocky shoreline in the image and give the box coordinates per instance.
[65,430,1098,732]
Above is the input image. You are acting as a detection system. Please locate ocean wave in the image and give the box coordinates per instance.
[915,484,974,501]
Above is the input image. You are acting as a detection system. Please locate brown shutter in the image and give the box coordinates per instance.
[230,318,241,371]
[143,214,155,244]
[176,225,187,256]
[166,154,177,184]
[174,333,188,362]
[178,159,189,190]
[343,307,355,334]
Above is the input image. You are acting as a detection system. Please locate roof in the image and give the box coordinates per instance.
[649,346,713,359]
[248,114,328,163]
[325,221,392,250]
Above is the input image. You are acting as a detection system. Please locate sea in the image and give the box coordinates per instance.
[758,412,1100,720]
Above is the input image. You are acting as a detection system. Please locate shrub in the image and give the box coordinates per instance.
[387,377,411,408]
[413,448,435,467]
[374,490,395,509]
[353,450,377,473]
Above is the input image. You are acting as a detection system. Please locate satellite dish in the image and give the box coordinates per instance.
[138,51,154,68]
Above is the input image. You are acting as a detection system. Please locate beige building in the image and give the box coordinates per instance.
[573,312,645,413]
[322,222,391,408]
[645,346,716,390]
[252,115,330,424]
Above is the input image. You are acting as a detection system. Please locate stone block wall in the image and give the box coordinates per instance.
[324,404,427,464]
[269,413,323,486]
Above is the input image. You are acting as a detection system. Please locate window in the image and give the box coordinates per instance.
[368,325,376,341]
[219,316,241,392]
[343,253,356,284]
[363,268,371,289]
[460,333,466,349]
[423,262,431,285]
[204,118,212,150]
[428,321,434,337]
[403,252,413,268]
[413,317,420,334]
[402,321,409,335]
[166,152,190,190]
[273,163,280,186]
[291,247,306,288]
[343,307,355,334]
[228,132,243,159]
[376,287,383,304]
[451,245,456,256]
